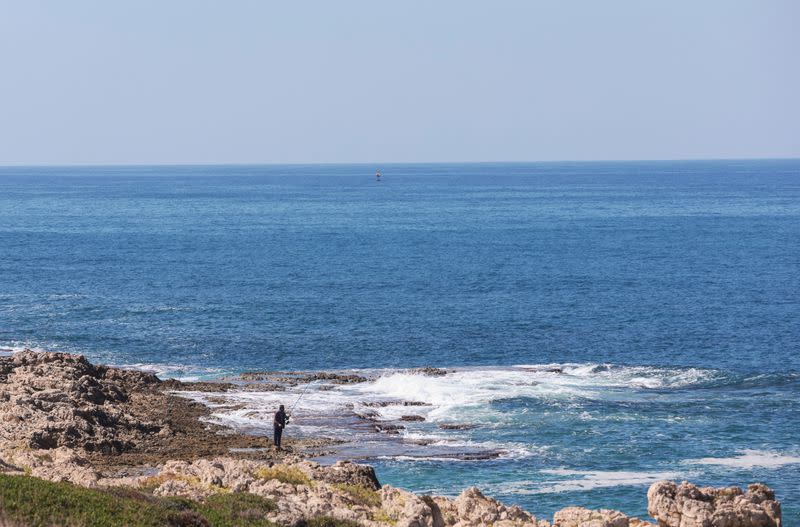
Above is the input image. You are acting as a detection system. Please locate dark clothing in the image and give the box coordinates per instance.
[273,409,287,448]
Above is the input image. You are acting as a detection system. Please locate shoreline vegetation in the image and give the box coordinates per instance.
[0,350,782,527]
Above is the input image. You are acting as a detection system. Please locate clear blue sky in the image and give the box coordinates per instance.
[1,1,798,164]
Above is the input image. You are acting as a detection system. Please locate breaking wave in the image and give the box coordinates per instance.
[175,362,724,460]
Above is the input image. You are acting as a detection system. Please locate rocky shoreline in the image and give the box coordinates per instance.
[0,350,783,527]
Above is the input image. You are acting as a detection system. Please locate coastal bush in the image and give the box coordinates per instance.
[0,474,277,527]
[254,465,311,486]
[332,483,381,507]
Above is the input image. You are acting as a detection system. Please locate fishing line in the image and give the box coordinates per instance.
[288,379,316,418]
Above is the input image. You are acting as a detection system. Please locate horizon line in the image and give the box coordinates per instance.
[0,156,799,169]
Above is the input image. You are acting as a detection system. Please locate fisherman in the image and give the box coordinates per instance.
[273,404,288,449]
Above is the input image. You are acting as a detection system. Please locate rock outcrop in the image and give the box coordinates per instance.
[429,486,550,526]
[553,506,632,527]
[0,351,163,453]
[0,350,299,467]
[0,351,784,527]
[647,481,781,527]
[136,458,555,526]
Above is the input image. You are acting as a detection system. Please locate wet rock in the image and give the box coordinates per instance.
[409,367,449,377]
[363,400,430,407]
[161,379,233,392]
[374,423,405,434]
[355,410,380,421]
[306,372,368,384]
[401,415,426,422]
[450,451,503,461]
[237,382,285,391]
[232,371,367,385]
[439,424,478,430]
[647,481,781,527]
[519,367,564,374]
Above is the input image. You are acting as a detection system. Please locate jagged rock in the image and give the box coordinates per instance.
[430,486,547,527]
[380,485,437,527]
[647,481,781,527]
[553,506,629,527]
[0,350,283,465]
[0,351,163,453]
[307,460,381,490]
[0,446,100,488]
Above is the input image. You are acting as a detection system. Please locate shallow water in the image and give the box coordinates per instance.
[1,161,798,520]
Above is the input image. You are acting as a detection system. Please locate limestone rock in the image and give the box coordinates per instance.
[428,486,546,527]
[553,506,629,527]
[379,485,436,527]
[307,459,381,490]
[647,481,781,527]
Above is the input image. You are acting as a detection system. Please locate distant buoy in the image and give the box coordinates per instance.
[376,169,381,180]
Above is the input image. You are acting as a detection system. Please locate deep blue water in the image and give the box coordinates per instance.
[1,161,798,521]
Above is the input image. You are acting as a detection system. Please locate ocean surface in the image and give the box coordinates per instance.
[1,161,798,522]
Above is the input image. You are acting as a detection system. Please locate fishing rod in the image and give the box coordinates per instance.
[287,379,316,420]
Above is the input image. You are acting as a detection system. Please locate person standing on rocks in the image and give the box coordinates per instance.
[273,404,288,449]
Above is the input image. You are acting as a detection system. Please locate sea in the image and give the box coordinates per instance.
[1,160,798,522]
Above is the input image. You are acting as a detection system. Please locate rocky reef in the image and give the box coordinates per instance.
[0,351,783,527]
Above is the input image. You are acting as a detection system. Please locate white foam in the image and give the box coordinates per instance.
[0,343,50,354]
[516,363,718,389]
[115,362,228,382]
[173,362,720,460]
[685,450,800,469]
[482,469,687,495]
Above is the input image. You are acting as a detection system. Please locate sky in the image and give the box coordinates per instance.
[0,1,798,164]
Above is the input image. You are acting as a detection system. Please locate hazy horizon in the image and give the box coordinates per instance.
[1,1,798,165]
[1,157,799,169]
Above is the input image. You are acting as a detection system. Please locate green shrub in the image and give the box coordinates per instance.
[0,473,277,527]
[198,492,277,526]
[332,483,381,508]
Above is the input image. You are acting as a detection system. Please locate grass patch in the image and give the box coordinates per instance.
[370,510,397,525]
[0,473,276,527]
[332,483,381,508]
[198,492,277,526]
[254,465,311,486]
